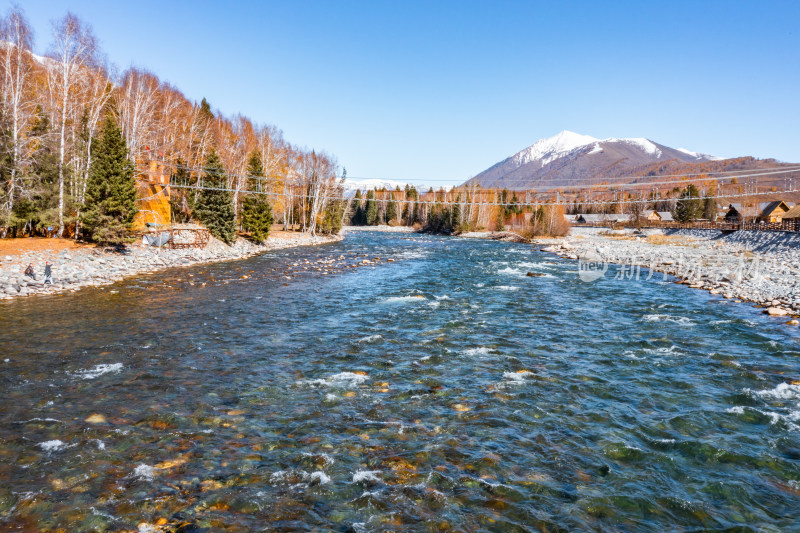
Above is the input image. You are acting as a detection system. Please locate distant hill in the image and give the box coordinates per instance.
[465,130,726,190]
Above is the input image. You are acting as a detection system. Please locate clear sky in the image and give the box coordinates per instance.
[11,0,800,185]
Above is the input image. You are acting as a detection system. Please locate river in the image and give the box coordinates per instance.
[1,231,798,531]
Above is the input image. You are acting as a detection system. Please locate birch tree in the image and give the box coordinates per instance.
[1,6,34,226]
[47,13,97,236]
[115,67,159,163]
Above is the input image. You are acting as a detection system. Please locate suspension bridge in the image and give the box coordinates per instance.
[136,158,800,209]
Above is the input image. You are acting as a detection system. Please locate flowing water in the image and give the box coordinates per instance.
[1,231,799,531]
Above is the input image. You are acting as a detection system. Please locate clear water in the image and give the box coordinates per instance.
[1,231,799,531]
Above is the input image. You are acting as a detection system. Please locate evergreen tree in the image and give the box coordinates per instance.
[195,150,236,244]
[320,199,345,234]
[674,184,703,222]
[240,149,273,243]
[80,115,138,245]
[451,195,462,231]
[169,158,193,223]
[703,196,717,221]
[12,107,60,235]
[385,193,397,224]
[365,189,379,225]
[349,190,365,225]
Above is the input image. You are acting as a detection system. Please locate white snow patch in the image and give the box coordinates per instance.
[677,147,720,160]
[510,130,598,168]
[587,143,603,155]
[605,137,662,158]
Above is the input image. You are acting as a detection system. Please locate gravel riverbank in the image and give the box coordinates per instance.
[536,227,800,319]
[0,232,342,300]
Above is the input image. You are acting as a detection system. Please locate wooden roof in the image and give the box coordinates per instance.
[782,205,800,219]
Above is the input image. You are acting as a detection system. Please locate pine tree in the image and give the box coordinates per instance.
[385,193,397,224]
[168,158,194,223]
[451,195,462,231]
[14,106,60,235]
[703,196,717,221]
[350,190,365,225]
[195,150,236,244]
[80,115,138,245]
[674,184,703,223]
[240,149,273,243]
[365,189,379,225]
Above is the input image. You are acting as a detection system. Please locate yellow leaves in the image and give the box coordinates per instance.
[154,454,189,470]
[385,457,417,484]
[207,502,229,512]
[200,479,223,491]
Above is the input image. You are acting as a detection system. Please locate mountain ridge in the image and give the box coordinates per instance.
[465,131,722,189]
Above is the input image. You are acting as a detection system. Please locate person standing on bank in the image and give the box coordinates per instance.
[43,261,53,285]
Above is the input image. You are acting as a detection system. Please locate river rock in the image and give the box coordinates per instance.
[765,307,789,316]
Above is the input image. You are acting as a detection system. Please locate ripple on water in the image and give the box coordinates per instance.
[382,295,426,304]
[298,371,369,388]
[74,363,124,379]
[641,314,696,326]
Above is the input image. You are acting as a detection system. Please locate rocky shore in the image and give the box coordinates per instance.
[0,232,342,300]
[537,227,800,319]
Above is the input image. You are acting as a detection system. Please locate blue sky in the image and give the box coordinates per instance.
[12,1,800,185]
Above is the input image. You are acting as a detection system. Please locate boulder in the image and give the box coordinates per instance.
[765,307,789,316]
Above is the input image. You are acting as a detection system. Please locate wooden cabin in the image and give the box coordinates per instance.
[757,201,790,223]
[646,210,674,222]
[725,203,744,222]
[782,205,800,221]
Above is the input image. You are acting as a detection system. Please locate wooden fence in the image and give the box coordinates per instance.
[573,219,800,233]
[139,227,211,249]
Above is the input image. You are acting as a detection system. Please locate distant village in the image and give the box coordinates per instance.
[569,200,797,228]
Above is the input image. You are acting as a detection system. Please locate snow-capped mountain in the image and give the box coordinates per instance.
[342,177,428,197]
[465,130,719,189]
